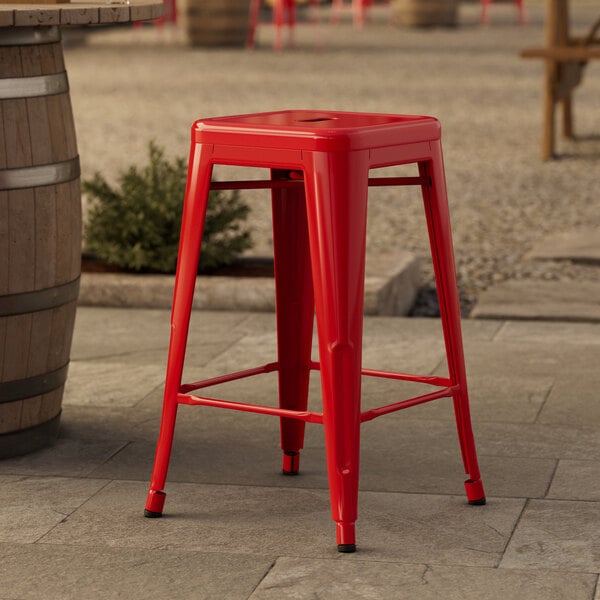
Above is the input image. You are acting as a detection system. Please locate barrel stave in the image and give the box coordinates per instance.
[0,27,80,457]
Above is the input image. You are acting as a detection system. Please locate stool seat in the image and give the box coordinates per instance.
[145,109,486,553]
[194,110,440,150]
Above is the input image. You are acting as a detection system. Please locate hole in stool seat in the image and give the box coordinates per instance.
[295,117,336,123]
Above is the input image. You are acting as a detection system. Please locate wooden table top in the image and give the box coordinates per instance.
[0,0,163,27]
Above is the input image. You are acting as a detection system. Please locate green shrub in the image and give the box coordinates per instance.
[83,142,252,273]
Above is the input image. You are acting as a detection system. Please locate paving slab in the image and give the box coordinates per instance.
[474,421,600,461]
[63,360,166,408]
[502,499,600,573]
[363,315,502,342]
[70,307,170,360]
[0,438,127,478]
[41,480,524,566]
[86,422,555,499]
[90,439,327,488]
[471,455,555,500]
[359,447,555,499]
[415,372,554,423]
[71,307,247,360]
[462,339,600,379]
[357,418,556,498]
[249,557,598,600]
[526,229,600,264]
[56,403,169,443]
[360,337,446,374]
[0,476,108,544]
[0,542,273,600]
[547,460,600,502]
[537,374,600,428]
[494,320,600,346]
[250,558,426,600]
[2,306,599,596]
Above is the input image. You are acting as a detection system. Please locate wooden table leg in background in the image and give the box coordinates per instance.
[542,0,560,159]
[556,0,574,140]
[522,0,599,159]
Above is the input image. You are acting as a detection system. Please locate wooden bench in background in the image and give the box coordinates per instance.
[521,0,600,159]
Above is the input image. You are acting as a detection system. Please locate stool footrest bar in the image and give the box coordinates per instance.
[180,362,279,393]
[362,368,450,387]
[368,176,427,187]
[210,176,427,192]
[311,361,451,387]
[211,180,304,191]
[178,393,324,423]
[179,363,452,424]
[360,386,458,422]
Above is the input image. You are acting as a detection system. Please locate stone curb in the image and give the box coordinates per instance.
[471,280,600,322]
[78,251,421,316]
[525,228,600,264]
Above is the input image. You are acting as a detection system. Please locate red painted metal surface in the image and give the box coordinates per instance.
[248,0,320,51]
[480,0,526,25]
[210,176,426,191]
[144,110,485,552]
[331,0,373,28]
[178,393,324,423]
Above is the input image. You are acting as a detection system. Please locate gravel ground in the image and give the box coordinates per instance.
[63,2,600,314]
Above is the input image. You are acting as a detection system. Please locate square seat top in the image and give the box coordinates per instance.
[193,110,441,152]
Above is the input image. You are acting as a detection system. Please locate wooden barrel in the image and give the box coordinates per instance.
[0,27,81,458]
[392,0,458,27]
[181,0,251,47]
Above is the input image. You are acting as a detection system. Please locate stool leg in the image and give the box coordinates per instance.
[271,170,314,476]
[419,146,486,506]
[144,143,214,517]
[331,0,342,25]
[479,0,490,25]
[287,0,296,48]
[304,151,370,552]
[247,0,261,48]
[353,0,365,27]
[274,0,285,51]
[515,0,526,25]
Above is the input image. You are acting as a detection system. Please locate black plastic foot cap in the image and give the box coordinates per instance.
[469,497,487,506]
[337,543,356,553]
[144,509,163,518]
[282,469,299,476]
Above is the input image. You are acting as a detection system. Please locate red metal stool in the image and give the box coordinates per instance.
[144,110,486,553]
[480,0,526,25]
[248,0,320,50]
[133,0,177,29]
[331,0,373,27]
